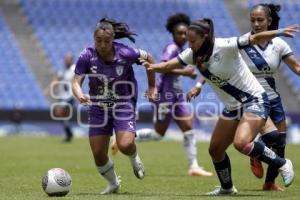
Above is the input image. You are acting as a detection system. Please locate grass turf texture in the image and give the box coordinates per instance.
[0,136,299,200]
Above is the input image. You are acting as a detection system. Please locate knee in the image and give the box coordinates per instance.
[117,139,135,154]
[208,144,221,159]
[233,138,250,153]
[93,151,108,166]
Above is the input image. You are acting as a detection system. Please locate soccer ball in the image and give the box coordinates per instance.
[42,168,72,197]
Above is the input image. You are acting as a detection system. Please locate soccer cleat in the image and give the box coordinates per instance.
[279,159,294,187]
[263,182,284,192]
[250,157,264,179]
[188,167,213,177]
[110,140,119,156]
[100,177,121,195]
[205,186,238,196]
[132,157,145,179]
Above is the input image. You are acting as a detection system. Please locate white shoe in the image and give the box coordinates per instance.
[132,157,145,179]
[205,186,237,196]
[279,159,294,187]
[188,167,213,177]
[100,177,121,195]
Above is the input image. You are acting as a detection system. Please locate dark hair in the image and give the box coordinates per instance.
[165,13,191,33]
[95,17,137,43]
[251,4,281,30]
[188,18,215,67]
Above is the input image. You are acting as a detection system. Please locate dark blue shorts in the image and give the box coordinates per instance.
[222,93,270,121]
[268,97,286,124]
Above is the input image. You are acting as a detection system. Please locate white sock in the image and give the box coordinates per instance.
[128,150,140,165]
[136,128,162,142]
[97,159,118,185]
[183,130,200,169]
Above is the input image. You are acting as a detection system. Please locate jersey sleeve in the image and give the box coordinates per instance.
[75,48,90,75]
[161,44,178,61]
[279,39,293,60]
[219,34,250,51]
[127,48,149,65]
[177,48,194,66]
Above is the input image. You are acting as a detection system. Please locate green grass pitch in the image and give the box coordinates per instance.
[0,136,299,200]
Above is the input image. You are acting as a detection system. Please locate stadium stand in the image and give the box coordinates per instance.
[19,0,242,114]
[0,12,49,109]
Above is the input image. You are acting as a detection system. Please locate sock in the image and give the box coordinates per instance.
[63,121,73,139]
[259,130,279,146]
[213,153,233,189]
[97,160,118,185]
[183,130,200,169]
[242,141,286,168]
[265,132,287,183]
[135,128,162,142]
[128,150,141,165]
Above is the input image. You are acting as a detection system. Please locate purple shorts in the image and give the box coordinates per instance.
[88,102,136,137]
[154,91,192,125]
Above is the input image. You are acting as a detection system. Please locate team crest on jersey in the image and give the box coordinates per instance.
[116,65,124,76]
[213,53,220,62]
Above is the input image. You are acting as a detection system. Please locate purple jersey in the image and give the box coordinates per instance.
[75,42,143,107]
[156,42,183,92]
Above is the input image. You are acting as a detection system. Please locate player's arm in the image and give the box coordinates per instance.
[71,74,90,105]
[143,52,157,101]
[249,24,299,45]
[168,66,197,79]
[186,78,206,102]
[283,55,300,76]
[140,56,184,73]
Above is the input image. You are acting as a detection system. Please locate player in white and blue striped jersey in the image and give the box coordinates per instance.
[140,18,298,196]
[239,3,300,191]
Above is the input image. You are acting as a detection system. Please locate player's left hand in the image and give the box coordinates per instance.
[187,87,201,102]
[146,86,158,102]
[281,24,299,38]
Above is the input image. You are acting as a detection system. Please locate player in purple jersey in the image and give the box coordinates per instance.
[140,18,297,195]
[72,18,157,194]
[111,13,212,177]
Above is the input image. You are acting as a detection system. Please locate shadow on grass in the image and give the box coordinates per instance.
[75,191,263,198]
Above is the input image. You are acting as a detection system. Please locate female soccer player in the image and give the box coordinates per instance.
[140,18,298,195]
[111,13,212,177]
[235,3,300,191]
[72,17,156,194]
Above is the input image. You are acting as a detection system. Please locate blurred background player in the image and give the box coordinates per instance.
[111,13,212,177]
[72,17,156,194]
[46,53,75,142]
[142,18,297,195]
[239,3,300,191]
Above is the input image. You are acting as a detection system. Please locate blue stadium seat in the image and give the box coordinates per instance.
[0,13,49,109]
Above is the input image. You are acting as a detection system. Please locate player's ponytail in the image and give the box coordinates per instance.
[189,18,215,68]
[266,4,281,30]
[95,17,137,43]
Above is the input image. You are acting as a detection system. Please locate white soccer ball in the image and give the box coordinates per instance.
[42,168,72,197]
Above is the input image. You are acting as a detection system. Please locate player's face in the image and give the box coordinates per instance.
[173,24,188,47]
[187,29,206,52]
[94,29,114,55]
[250,8,271,33]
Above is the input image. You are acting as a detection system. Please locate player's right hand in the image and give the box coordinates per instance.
[79,94,92,105]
